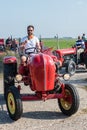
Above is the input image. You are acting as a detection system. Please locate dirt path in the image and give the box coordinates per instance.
[0,72,87,130]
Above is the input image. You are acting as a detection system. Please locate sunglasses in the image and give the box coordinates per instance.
[28,30,33,32]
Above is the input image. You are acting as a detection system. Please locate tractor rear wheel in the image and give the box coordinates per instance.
[84,53,87,68]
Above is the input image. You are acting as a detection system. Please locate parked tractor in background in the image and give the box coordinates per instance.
[53,41,87,75]
[53,47,76,75]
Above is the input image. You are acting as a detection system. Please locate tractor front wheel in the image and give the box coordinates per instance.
[58,84,79,116]
[6,86,23,121]
[66,60,76,76]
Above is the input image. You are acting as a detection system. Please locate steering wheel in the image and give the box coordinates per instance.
[42,47,53,53]
[25,47,40,55]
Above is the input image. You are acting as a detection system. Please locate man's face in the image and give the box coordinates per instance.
[27,27,34,35]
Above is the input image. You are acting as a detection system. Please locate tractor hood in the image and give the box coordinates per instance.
[3,56,17,64]
[29,53,56,91]
[55,47,76,56]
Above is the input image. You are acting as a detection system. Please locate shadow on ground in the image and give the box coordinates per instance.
[22,111,68,120]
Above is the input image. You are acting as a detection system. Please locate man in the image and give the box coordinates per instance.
[5,37,12,49]
[20,25,41,65]
[82,33,86,41]
[11,38,18,52]
[75,36,85,62]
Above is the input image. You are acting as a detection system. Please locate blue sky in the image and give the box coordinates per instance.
[0,0,87,38]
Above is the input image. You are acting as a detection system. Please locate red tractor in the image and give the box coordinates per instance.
[3,48,79,121]
[53,47,76,75]
[53,41,87,75]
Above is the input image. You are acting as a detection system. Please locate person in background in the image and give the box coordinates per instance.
[11,38,18,52]
[19,25,41,66]
[82,33,86,41]
[75,36,85,62]
[5,37,12,49]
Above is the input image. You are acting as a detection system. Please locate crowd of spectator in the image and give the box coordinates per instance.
[5,37,19,52]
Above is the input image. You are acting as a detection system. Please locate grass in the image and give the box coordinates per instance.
[42,38,76,49]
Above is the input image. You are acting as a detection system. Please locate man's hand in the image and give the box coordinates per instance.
[20,43,25,50]
[77,45,81,49]
[36,42,41,52]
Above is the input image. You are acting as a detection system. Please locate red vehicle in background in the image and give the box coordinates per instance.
[0,38,5,52]
[53,47,76,75]
[53,41,87,75]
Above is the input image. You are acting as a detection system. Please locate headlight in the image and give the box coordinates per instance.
[63,74,70,81]
[15,74,22,82]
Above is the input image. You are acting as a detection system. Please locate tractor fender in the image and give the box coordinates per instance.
[3,56,17,64]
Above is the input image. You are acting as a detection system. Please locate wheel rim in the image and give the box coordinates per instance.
[69,64,75,74]
[60,89,72,110]
[7,92,16,114]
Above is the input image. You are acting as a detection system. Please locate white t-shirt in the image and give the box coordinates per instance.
[21,36,39,54]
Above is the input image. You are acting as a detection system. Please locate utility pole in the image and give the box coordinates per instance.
[56,34,59,49]
[39,35,43,51]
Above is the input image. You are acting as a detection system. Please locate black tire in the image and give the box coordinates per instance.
[66,60,76,76]
[3,63,17,100]
[86,65,87,69]
[84,53,87,68]
[6,86,23,121]
[58,84,79,116]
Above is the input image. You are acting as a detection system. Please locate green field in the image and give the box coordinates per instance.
[42,38,76,49]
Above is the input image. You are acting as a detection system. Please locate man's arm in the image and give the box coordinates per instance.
[36,38,41,52]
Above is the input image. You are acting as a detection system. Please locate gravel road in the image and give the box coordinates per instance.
[0,72,87,130]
